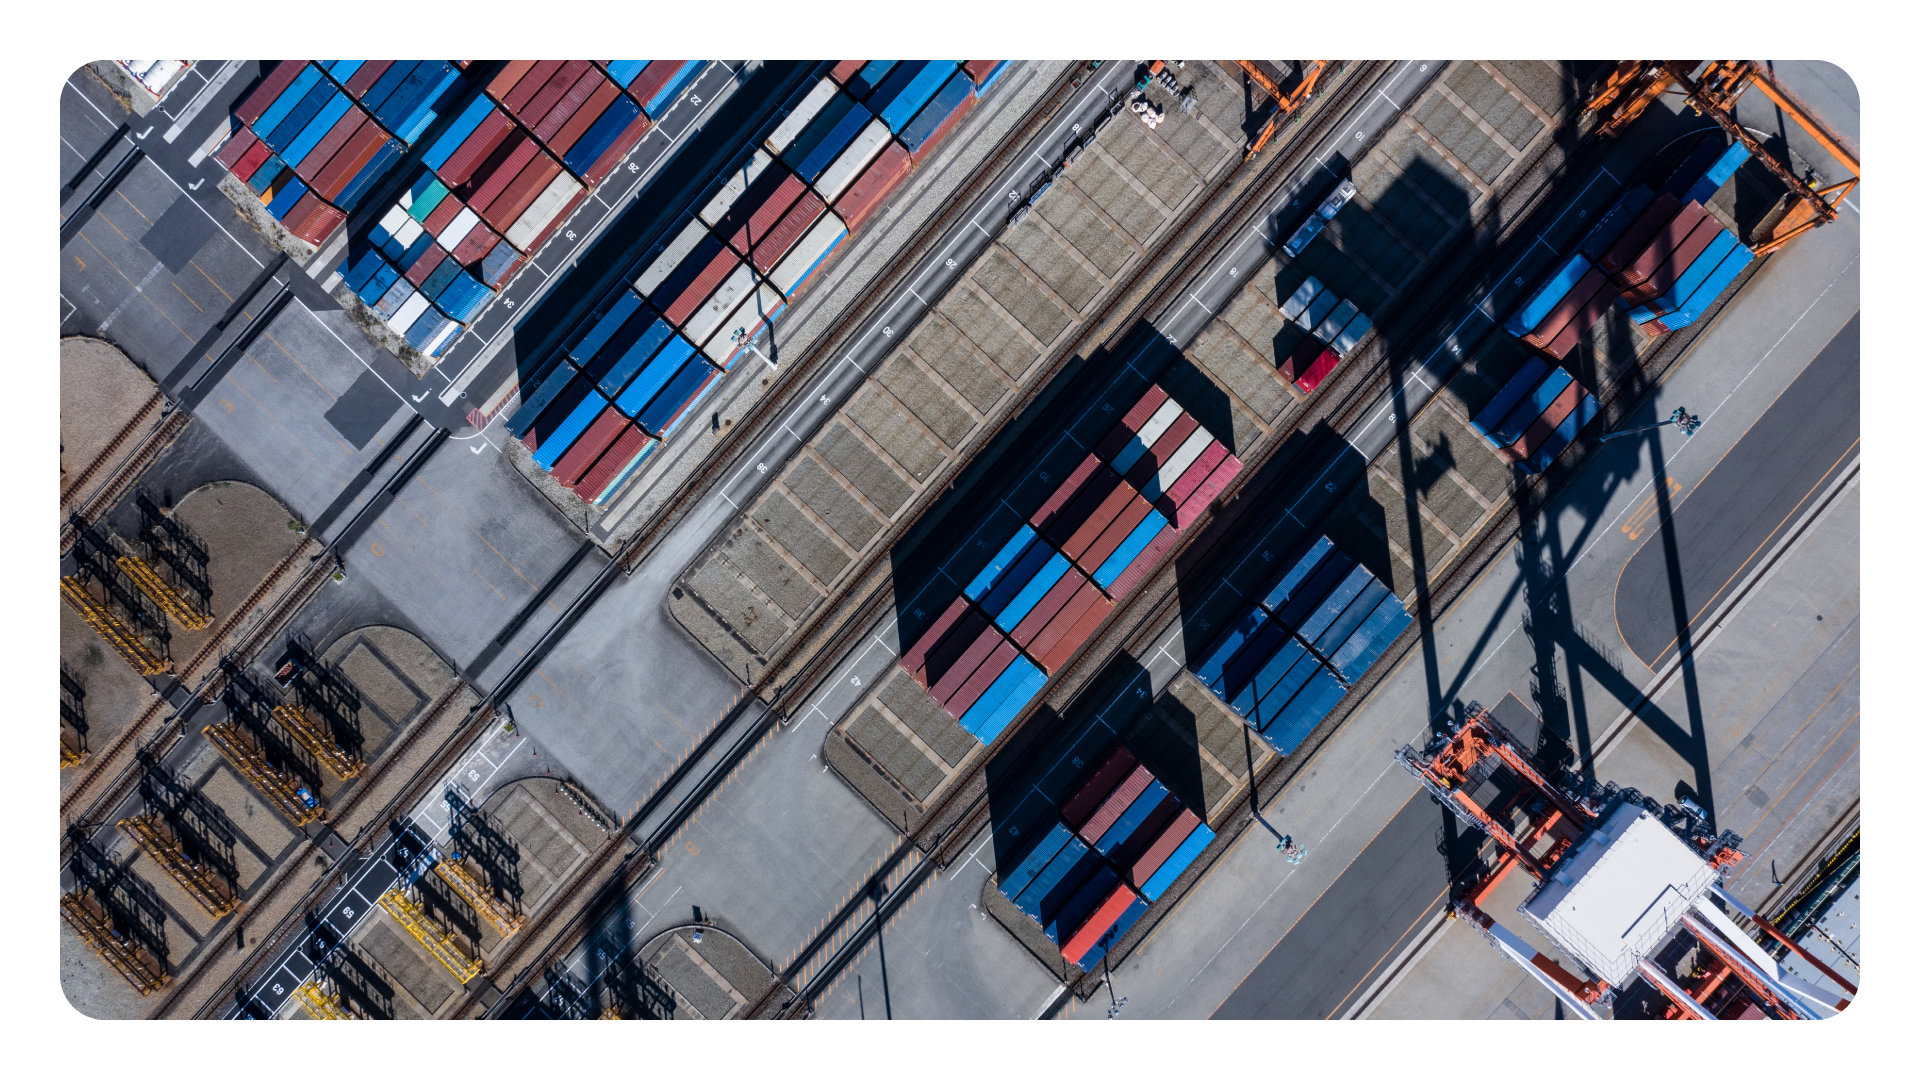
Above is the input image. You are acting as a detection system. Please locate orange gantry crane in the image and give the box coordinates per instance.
[1582,61,1858,255]
[1234,61,1327,160]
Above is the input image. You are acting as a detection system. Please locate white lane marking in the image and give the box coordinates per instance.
[164,58,244,143]
[95,262,164,333]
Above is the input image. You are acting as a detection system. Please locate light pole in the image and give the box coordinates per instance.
[732,327,777,371]
[1598,406,1700,444]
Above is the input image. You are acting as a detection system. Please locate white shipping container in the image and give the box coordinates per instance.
[699,149,776,225]
[378,204,412,238]
[437,207,481,250]
[506,172,585,250]
[1332,313,1373,357]
[814,119,890,204]
[764,78,838,155]
[1145,429,1214,502]
[392,215,425,250]
[1113,399,1184,474]
[423,320,461,356]
[680,262,758,345]
[769,212,848,296]
[1279,276,1323,321]
[701,284,785,366]
[387,291,432,335]
[636,219,710,296]
[1312,299,1359,344]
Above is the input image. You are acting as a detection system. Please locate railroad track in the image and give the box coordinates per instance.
[60,401,189,555]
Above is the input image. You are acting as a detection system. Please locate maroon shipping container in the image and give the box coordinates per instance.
[1093,385,1170,461]
[1107,795,1185,870]
[930,622,1006,705]
[830,60,866,84]
[575,424,651,501]
[500,60,566,113]
[1596,191,1682,278]
[1165,455,1242,530]
[944,639,1019,718]
[749,191,827,272]
[536,66,605,140]
[486,60,539,102]
[1061,482,1138,563]
[1276,332,1323,383]
[717,170,806,257]
[554,408,630,487]
[1121,412,1200,492]
[628,61,691,112]
[1042,465,1124,550]
[1079,492,1155,572]
[1030,454,1104,535]
[834,142,912,233]
[911,91,976,164]
[1061,747,1139,828]
[480,153,563,231]
[1079,766,1152,842]
[903,596,972,679]
[235,62,308,125]
[1127,809,1202,887]
[917,606,990,689]
[1030,581,1110,671]
[450,221,501,267]
[460,134,538,210]
[231,138,272,183]
[421,190,466,236]
[1523,268,1610,349]
[1009,571,1087,648]
[438,110,515,187]
[311,125,386,199]
[278,192,321,237]
[549,79,623,155]
[1158,440,1226,512]
[1614,201,1709,288]
[963,60,1002,83]
[291,202,345,246]
[213,126,261,171]
[520,60,593,129]
[1109,520,1181,598]
[405,244,448,287]
[584,112,653,185]
[1505,382,1584,462]
[294,111,365,183]
[344,59,395,99]
[1619,217,1723,306]
[1540,279,1622,361]
[662,245,744,325]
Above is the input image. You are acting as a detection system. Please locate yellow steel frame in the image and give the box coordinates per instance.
[432,858,525,939]
[60,576,168,675]
[116,554,209,629]
[117,813,235,917]
[294,978,351,1019]
[59,892,169,996]
[272,704,362,779]
[203,722,324,826]
[377,887,482,982]
[61,741,89,768]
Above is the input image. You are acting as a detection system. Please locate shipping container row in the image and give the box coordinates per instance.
[996,745,1216,969]
[898,384,1244,744]
[505,61,1004,503]
[1273,273,1373,393]
[1189,534,1413,755]
[1467,357,1601,474]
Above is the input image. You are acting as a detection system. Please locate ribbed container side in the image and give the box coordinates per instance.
[900,595,972,679]
[900,72,974,155]
[293,111,364,183]
[359,60,421,113]
[750,191,826,272]
[549,79,623,156]
[552,407,629,486]
[342,59,394,99]
[628,60,689,113]
[660,241,740,326]
[438,110,514,187]
[282,93,355,168]
[603,60,645,88]
[506,172,585,250]
[252,67,325,144]
[520,60,593,131]
[580,106,651,184]
[332,138,403,212]
[463,136,541,214]
[500,60,566,114]
[880,61,959,131]
[863,60,929,119]
[716,170,804,255]
[404,243,449,286]
[309,125,384,198]
[421,189,466,236]
[214,126,262,172]
[644,61,703,115]
[833,141,912,232]
[486,60,539,103]
[577,425,652,501]
[638,359,720,438]
[235,62,307,125]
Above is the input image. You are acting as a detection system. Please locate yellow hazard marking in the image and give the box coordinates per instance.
[685,841,700,856]
[367,541,385,556]
[74,256,86,270]
[1622,478,1683,541]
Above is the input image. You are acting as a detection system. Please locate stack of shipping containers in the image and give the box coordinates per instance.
[1189,535,1413,755]
[996,746,1216,970]
[507,60,1006,507]
[1485,138,1756,472]
[334,61,682,357]
[899,385,1243,745]
[1273,275,1374,394]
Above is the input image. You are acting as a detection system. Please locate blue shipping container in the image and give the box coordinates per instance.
[593,316,676,398]
[880,61,959,132]
[635,359,717,435]
[1329,598,1413,682]
[605,61,646,88]
[1092,514,1166,590]
[1195,606,1269,692]
[360,60,421,112]
[1313,579,1391,654]
[848,61,900,101]
[533,392,611,468]
[569,293,647,365]
[966,525,1038,600]
[1295,565,1374,642]
[1491,368,1574,446]
[355,260,400,305]
[424,96,496,171]
[964,657,1046,744]
[283,93,354,167]
[1577,185,1656,262]
[1505,254,1591,337]
[646,61,705,116]
[792,102,874,182]
[508,364,581,437]
[900,73,973,154]
[995,553,1073,631]
[1470,356,1550,439]
[1073,894,1147,969]
[268,178,309,218]
[1046,864,1121,945]
[979,541,1057,619]
[1095,783,1171,856]
[1271,550,1356,631]
[1522,393,1603,475]
[334,139,403,212]
[1000,821,1075,902]
[1258,535,1337,612]
[1140,825,1214,901]
[615,335,697,417]
[253,66,326,141]
[565,97,643,176]
[1014,835,1091,918]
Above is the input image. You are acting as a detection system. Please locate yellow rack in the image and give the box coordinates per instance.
[61,741,89,768]
[271,704,362,779]
[377,887,481,983]
[117,813,235,917]
[432,858,525,939]
[203,722,323,826]
[61,576,168,675]
[59,891,169,996]
[294,978,350,1019]
[116,554,209,629]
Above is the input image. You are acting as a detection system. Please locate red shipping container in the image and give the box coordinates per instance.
[1127,809,1202,887]
[439,111,515,187]
[944,639,1019,718]
[236,62,309,125]
[501,60,566,113]
[1062,883,1140,966]
[1523,268,1610,349]
[421,190,467,236]
[830,60,866,84]
[1619,217,1722,306]
[1613,201,1709,288]
[460,134,538,210]
[1121,412,1200,491]
[1062,482,1139,563]
[1061,747,1139,828]
[717,170,806,256]
[584,112,653,185]
[521,60,593,129]
[931,624,1007,706]
[749,191,826,272]
[916,606,990,688]
[1294,348,1341,393]
[294,111,366,183]
[344,59,394,99]
[1277,332,1323,383]
[292,203,345,246]
[1079,767,1152,842]
[1596,191,1682,278]
[1079,492,1155,572]
[902,596,973,678]
[1043,466,1123,550]
[1540,281,1622,362]
[311,126,386,200]
[1109,523,1180,599]
[1093,385,1170,461]
[1107,795,1186,870]
[534,66,605,140]
[230,137,273,183]
[1165,455,1243,529]
[480,153,563,231]
[1030,454,1104,535]
[575,425,652,501]
[1157,440,1227,515]
[1009,572,1088,648]
[213,126,261,171]
[963,61,1002,84]
[548,79,623,155]
[628,61,692,112]
[1031,583,1110,671]
[663,246,744,325]
[405,243,448,286]
[834,142,913,233]
[554,408,630,487]
[911,91,976,163]
[279,192,320,236]
[450,222,500,268]
[1506,383,1584,462]
[486,60,539,102]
